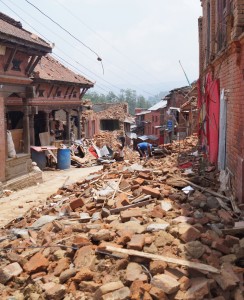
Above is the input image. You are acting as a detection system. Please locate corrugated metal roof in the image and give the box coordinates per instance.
[149,100,167,111]
[135,111,151,116]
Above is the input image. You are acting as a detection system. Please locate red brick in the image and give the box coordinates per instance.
[127,234,145,251]
[0,262,23,284]
[23,253,49,274]
[149,205,165,218]
[70,198,84,210]
[142,186,160,198]
[212,239,230,255]
[134,178,145,185]
[138,172,152,180]
[120,209,143,222]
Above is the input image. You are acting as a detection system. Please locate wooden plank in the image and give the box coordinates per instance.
[174,176,231,202]
[222,227,244,235]
[101,246,220,274]
[110,198,154,214]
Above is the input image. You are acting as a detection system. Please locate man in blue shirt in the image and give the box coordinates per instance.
[137,142,152,158]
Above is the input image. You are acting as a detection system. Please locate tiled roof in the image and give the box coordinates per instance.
[33,55,94,86]
[0,12,51,50]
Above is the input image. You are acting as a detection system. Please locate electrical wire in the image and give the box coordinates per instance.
[2,0,160,99]
[53,0,165,83]
[24,0,105,73]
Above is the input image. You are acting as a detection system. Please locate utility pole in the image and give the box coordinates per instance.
[179,60,191,87]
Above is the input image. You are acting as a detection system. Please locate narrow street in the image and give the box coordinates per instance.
[0,166,102,228]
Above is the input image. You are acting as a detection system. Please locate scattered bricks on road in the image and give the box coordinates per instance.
[151,274,180,294]
[138,172,152,180]
[73,245,95,269]
[0,262,23,284]
[59,269,77,284]
[94,281,124,300]
[179,276,191,291]
[120,208,143,222]
[178,223,201,243]
[126,262,147,283]
[183,277,209,300]
[142,186,161,198]
[43,282,66,300]
[127,234,145,251]
[23,253,49,274]
[102,287,131,300]
[149,205,165,218]
[213,263,240,291]
[69,198,84,210]
[149,260,167,276]
[130,280,146,299]
[133,177,145,185]
[116,193,130,208]
[149,286,168,300]
[72,268,94,282]
[225,235,239,247]
[217,210,234,225]
[212,239,231,255]
[53,258,70,276]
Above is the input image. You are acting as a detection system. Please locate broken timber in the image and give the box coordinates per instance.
[100,245,220,274]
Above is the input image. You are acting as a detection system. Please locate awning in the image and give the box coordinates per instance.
[138,135,159,141]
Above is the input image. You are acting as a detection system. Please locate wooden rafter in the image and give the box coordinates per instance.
[47,85,54,98]
[64,86,70,98]
[54,86,59,98]
[25,55,35,75]
[79,87,88,100]
[69,86,75,99]
[4,47,18,72]
[27,55,41,76]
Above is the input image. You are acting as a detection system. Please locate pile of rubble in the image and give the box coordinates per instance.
[0,137,243,300]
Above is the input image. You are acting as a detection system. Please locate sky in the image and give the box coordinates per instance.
[0,0,202,98]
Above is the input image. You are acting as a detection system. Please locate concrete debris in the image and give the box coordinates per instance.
[0,135,243,300]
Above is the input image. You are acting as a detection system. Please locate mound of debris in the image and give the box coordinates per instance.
[0,140,243,300]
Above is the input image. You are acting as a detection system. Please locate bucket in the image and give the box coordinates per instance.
[31,149,46,170]
[57,148,71,170]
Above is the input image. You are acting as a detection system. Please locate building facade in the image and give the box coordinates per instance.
[199,0,244,202]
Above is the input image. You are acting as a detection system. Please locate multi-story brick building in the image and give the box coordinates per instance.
[199,0,244,202]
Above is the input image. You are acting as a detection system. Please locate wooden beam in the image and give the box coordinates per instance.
[110,198,154,214]
[100,246,220,274]
[54,86,59,98]
[25,55,35,75]
[27,55,41,76]
[47,85,54,98]
[79,87,88,100]
[35,84,40,96]
[69,87,75,99]
[4,47,17,72]
[64,86,70,98]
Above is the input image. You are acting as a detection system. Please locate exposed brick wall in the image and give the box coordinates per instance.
[199,0,244,202]
[0,97,5,181]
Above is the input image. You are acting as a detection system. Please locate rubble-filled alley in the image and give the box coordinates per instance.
[0,135,243,300]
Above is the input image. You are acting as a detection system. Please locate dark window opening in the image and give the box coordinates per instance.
[56,91,62,97]
[100,119,120,131]
[38,90,45,97]
[73,91,77,98]
[7,111,23,130]
[11,59,22,71]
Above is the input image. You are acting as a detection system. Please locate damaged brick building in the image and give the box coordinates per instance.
[199,0,244,202]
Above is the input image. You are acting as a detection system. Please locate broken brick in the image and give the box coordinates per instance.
[120,208,143,222]
[142,186,161,198]
[70,198,84,210]
[23,253,49,274]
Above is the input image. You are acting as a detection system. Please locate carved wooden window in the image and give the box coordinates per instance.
[11,59,22,71]
[73,91,77,98]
